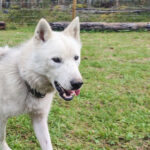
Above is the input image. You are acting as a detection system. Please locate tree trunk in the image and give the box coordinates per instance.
[58,0,63,5]
[5,0,11,8]
[0,22,6,30]
[49,22,150,31]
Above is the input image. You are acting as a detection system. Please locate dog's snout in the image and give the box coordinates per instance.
[71,79,83,90]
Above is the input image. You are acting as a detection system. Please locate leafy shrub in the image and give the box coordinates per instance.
[76,4,87,9]
[10,5,20,10]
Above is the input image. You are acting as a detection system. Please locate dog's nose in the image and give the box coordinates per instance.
[71,80,83,90]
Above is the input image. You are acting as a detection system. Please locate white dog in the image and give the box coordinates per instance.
[0,17,83,150]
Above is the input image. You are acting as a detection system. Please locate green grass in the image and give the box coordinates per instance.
[0,28,150,150]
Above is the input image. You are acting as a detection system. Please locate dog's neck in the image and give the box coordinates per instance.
[25,81,46,98]
[19,68,54,97]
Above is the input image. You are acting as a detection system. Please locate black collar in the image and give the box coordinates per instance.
[25,81,46,98]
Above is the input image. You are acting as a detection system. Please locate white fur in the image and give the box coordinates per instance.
[0,17,82,150]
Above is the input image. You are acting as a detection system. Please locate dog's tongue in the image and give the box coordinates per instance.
[75,89,80,96]
[68,89,80,96]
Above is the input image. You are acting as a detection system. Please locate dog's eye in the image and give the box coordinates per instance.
[74,56,79,61]
[52,57,62,63]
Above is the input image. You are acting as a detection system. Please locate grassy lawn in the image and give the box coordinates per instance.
[0,28,150,150]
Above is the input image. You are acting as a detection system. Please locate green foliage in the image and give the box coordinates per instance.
[10,5,20,10]
[2,9,72,27]
[0,28,150,149]
[76,4,87,8]
[79,12,150,22]
[1,8,150,28]
[7,9,45,25]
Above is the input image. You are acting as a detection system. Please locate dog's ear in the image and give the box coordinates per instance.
[34,18,52,43]
[64,17,80,42]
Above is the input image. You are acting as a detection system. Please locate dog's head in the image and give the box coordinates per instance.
[30,18,83,101]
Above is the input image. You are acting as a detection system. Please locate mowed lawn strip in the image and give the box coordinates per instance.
[0,28,150,150]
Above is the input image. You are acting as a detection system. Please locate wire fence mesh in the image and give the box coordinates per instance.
[0,0,150,26]
[1,0,150,9]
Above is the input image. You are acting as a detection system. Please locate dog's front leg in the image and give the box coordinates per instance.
[0,119,12,150]
[31,114,53,150]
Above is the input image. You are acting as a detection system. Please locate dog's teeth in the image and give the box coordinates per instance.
[71,93,74,96]
[55,81,75,100]
[63,93,72,99]
[70,91,75,96]
[63,93,66,97]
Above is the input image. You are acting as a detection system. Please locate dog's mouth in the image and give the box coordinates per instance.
[54,81,80,101]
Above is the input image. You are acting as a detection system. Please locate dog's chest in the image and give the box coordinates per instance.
[25,92,54,115]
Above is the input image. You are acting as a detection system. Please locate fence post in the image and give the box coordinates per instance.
[87,0,92,8]
[0,0,2,11]
[116,0,119,8]
[72,0,77,19]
